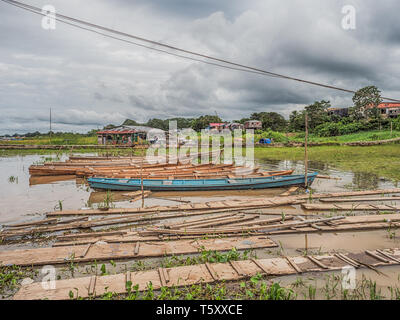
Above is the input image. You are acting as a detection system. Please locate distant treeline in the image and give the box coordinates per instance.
[4,86,399,138]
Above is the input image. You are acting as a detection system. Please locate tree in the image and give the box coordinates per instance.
[304,100,331,131]
[250,112,287,131]
[103,124,118,130]
[191,115,222,131]
[288,110,305,132]
[146,118,168,130]
[122,119,139,126]
[352,86,382,119]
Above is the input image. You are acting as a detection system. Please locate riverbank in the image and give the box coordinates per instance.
[254,144,400,182]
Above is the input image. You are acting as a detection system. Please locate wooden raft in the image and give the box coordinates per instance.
[0,236,277,267]
[319,197,400,203]
[302,203,400,211]
[46,198,306,217]
[46,188,400,217]
[13,248,400,300]
[51,213,400,246]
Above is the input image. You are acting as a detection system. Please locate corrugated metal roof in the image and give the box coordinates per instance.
[97,125,164,134]
[378,103,400,109]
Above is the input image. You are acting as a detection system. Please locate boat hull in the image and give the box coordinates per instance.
[88,173,318,191]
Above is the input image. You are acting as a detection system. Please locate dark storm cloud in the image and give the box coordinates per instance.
[0,0,399,134]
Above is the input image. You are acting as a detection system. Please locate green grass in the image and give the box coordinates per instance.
[3,130,400,146]
[289,130,400,144]
[0,136,97,145]
[254,144,400,182]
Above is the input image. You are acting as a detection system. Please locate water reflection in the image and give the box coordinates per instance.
[0,154,398,225]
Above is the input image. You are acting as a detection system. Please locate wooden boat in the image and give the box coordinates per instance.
[88,172,317,191]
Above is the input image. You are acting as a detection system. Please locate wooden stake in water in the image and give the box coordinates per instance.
[391,120,393,137]
[140,150,145,208]
[304,112,309,253]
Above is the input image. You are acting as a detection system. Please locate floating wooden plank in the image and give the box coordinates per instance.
[184,215,256,229]
[316,175,341,180]
[2,218,58,229]
[14,248,400,300]
[320,197,400,203]
[51,213,400,247]
[46,197,306,217]
[296,188,400,200]
[2,209,260,240]
[164,213,236,229]
[279,187,299,197]
[0,236,277,267]
[144,216,345,236]
[302,203,400,211]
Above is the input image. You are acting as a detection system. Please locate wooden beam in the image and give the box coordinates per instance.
[0,236,277,267]
[14,248,400,300]
[302,203,400,211]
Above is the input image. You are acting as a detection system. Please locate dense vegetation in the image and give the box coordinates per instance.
[2,86,398,141]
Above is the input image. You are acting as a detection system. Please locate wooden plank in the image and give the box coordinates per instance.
[145,216,345,236]
[307,256,328,269]
[316,175,341,180]
[302,203,400,211]
[50,214,400,246]
[205,263,219,280]
[376,249,400,263]
[134,242,140,256]
[334,253,360,268]
[296,188,400,200]
[165,213,235,229]
[285,256,302,273]
[80,243,92,258]
[279,187,299,197]
[229,260,247,276]
[365,250,391,263]
[13,248,400,300]
[320,197,400,203]
[3,218,58,229]
[45,197,310,217]
[88,276,97,296]
[0,236,277,267]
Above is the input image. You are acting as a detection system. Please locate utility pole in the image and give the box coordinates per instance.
[391,120,393,137]
[49,108,52,144]
[304,113,308,188]
[304,112,309,253]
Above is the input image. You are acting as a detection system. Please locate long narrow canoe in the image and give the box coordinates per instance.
[88,172,318,191]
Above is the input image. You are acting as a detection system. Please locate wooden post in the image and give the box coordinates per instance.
[304,113,308,188]
[391,120,393,137]
[304,112,309,253]
[140,150,145,208]
[49,108,52,144]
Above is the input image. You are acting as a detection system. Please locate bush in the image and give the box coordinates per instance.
[255,130,289,143]
[314,119,392,137]
[392,117,400,131]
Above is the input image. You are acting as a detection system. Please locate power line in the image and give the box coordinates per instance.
[2,0,283,79]
[2,0,400,102]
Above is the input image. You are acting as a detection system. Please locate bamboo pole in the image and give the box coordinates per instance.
[304,112,308,188]
[304,112,309,253]
[140,150,144,208]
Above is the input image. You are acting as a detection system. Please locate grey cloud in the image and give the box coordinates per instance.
[0,0,399,134]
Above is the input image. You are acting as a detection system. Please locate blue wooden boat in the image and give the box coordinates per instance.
[88,172,318,191]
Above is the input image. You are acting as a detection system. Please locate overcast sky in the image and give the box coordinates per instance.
[0,0,399,134]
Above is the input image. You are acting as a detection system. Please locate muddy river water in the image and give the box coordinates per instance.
[1,152,400,299]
